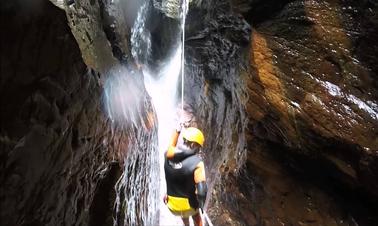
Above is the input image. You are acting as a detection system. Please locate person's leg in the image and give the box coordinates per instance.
[193,212,203,226]
[182,217,190,226]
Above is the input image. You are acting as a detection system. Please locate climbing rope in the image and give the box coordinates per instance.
[199,208,214,226]
[180,0,187,114]
[181,0,186,117]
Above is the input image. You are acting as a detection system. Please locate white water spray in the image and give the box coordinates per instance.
[106,0,192,225]
[144,47,185,226]
[131,2,151,66]
[144,1,191,225]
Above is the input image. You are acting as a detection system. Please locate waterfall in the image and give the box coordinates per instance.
[144,47,184,226]
[103,0,190,225]
[131,2,151,66]
[103,1,159,226]
[143,0,191,225]
[144,0,190,224]
[104,69,159,225]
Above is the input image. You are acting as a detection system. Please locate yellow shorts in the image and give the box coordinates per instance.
[169,208,198,218]
[167,195,198,218]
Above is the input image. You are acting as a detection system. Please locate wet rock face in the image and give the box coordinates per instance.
[248,0,378,194]
[61,0,144,72]
[212,0,378,225]
[231,0,294,24]
[0,1,123,225]
[62,1,160,225]
[178,0,253,224]
[181,0,251,185]
[2,1,376,226]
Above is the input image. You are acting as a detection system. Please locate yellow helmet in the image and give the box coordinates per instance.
[182,127,205,147]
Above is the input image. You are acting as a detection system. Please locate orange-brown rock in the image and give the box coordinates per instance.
[210,0,378,225]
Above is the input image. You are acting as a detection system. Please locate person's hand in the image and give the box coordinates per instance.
[175,122,183,133]
[163,195,168,204]
[181,120,190,128]
[176,118,191,132]
[175,120,187,133]
[198,197,205,209]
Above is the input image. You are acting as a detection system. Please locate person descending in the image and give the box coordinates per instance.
[164,124,208,226]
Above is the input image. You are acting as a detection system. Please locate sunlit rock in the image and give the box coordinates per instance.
[214,0,378,225]
[49,0,65,9]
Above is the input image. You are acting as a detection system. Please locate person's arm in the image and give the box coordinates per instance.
[194,161,207,209]
[166,128,180,159]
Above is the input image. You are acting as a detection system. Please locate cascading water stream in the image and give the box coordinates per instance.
[131,1,151,66]
[103,68,159,225]
[139,0,192,225]
[144,48,185,226]
[104,2,160,226]
[105,0,193,225]
[144,1,191,225]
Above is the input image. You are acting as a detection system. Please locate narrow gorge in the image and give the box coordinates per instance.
[1,0,377,225]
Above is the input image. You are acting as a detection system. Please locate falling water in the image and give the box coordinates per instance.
[144,0,191,225]
[144,47,184,226]
[103,1,159,226]
[144,0,191,224]
[131,1,151,66]
[103,0,191,225]
[103,67,159,226]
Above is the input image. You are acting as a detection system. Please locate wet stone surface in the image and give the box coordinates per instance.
[2,0,378,225]
[0,1,124,225]
[210,0,378,225]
